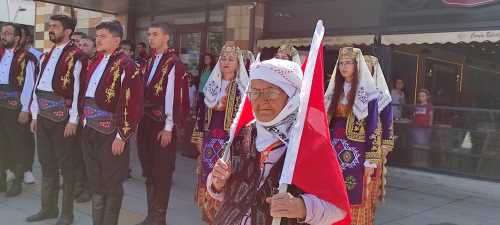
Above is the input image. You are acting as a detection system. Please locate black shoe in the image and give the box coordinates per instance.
[26,177,59,222]
[58,173,75,225]
[26,210,59,222]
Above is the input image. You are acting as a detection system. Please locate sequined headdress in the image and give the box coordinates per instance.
[277,44,301,64]
[338,47,359,61]
[220,45,240,58]
[363,55,378,69]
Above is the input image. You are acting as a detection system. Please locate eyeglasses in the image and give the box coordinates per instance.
[246,88,282,101]
[339,61,355,67]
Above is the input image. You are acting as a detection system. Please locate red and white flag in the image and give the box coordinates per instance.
[279,20,351,225]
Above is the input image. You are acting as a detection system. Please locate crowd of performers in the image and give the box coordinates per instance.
[0,15,393,225]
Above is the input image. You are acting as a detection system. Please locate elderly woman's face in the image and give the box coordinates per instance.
[249,79,289,122]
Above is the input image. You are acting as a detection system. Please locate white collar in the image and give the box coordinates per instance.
[54,41,70,50]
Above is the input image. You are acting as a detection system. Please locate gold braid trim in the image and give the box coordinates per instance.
[153,58,173,96]
[223,81,239,131]
[61,51,75,90]
[366,120,383,160]
[206,108,213,131]
[122,88,131,136]
[16,52,26,87]
[346,113,366,142]
[142,58,153,75]
[105,60,122,103]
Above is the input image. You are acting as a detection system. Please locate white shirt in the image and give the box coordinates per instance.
[147,54,162,85]
[30,41,82,124]
[147,54,176,131]
[20,61,36,113]
[0,48,36,112]
[37,41,69,91]
[85,54,111,97]
[0,49,14,84]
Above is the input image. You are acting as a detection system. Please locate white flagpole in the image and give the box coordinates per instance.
[271,20,325,225]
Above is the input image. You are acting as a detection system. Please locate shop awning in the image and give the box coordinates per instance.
[382,30,500,45]
[257,35,375,48]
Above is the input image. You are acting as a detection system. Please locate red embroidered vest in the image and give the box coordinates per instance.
[81,51,143,140]
[39,42,87,100]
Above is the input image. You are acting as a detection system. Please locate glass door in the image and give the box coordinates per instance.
[179,32,202,77]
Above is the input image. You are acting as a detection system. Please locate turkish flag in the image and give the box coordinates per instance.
[280,21,351,225]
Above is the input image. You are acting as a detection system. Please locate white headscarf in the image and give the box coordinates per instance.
[250,58,303,151]
[364,55,392,112]
[325,47,378,120]
[203,45,250,108]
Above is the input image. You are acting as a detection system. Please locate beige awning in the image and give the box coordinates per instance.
[382,30,500,45]
[257,35,375,48]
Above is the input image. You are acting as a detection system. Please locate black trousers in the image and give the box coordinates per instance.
[0,108,35,176]
[81,127,130,195]
[36,116,80,179]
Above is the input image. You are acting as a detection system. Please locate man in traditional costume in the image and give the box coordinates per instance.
[196,44,249,223]
[0,22,38,197]
[28,15,86,225]
[80,20,143,225]
[135,23,189,225]
[364,55,394,211]
[73,35,97,204]
[325,47,380,225]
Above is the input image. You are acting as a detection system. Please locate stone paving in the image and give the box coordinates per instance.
[1,149,499,225]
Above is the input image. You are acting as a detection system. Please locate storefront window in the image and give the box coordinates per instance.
[391,51,417,104]
[388,44,500,181]
[208,32,224,56]
[180,32,202,77]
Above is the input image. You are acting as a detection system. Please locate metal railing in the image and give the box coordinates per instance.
[389,104,500,181]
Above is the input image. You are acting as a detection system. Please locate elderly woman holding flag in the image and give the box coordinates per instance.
[207,38,351,224]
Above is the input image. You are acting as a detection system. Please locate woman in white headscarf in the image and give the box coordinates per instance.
[324,47,379,225]
[196,44,249,224]
[364,55,394,213]
[207,58,346,225]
